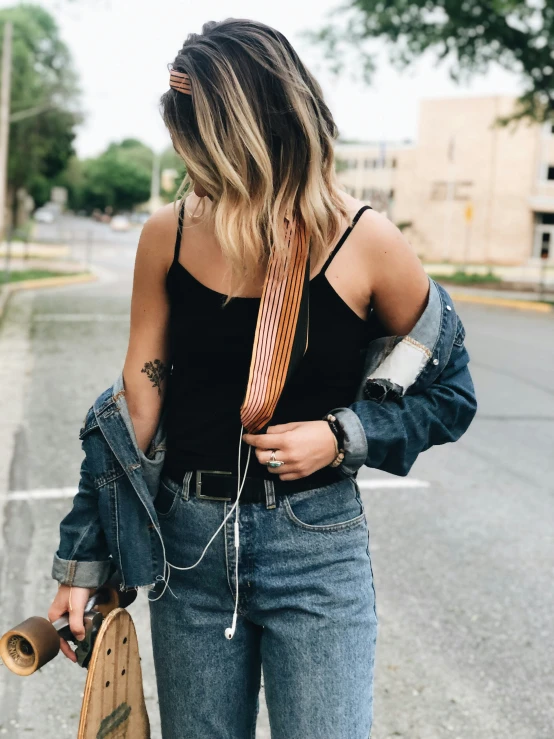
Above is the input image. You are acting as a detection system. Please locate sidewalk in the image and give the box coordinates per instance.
[446,285,554,302]
[0,241,71,259]
[0,255,96,322]
[425,261,554,287]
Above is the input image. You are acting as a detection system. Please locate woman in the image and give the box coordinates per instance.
[48,18,477,739]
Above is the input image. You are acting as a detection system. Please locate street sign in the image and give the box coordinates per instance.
[464,202,474,223]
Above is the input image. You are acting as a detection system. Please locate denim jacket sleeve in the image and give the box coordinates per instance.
[51,408,116,588]
[330,279,477,477]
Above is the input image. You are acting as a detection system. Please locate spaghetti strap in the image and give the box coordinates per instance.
[320,204,372,274]
[173,201,185,263]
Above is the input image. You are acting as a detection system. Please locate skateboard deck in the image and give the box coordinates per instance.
[0,578,149,739]
[78,607,150,739]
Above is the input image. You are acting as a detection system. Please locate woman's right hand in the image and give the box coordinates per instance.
[48,584,95,663]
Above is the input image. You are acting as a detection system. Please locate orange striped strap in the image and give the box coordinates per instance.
[240,219,309,433]
[170,69,310,433]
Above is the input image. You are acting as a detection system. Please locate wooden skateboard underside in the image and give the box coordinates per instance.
[78,607,150,739]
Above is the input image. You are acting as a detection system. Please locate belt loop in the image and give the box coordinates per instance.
[182,471,193,501]
[264,479,276,510]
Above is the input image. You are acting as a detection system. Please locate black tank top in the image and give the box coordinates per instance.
[163,205,378,482]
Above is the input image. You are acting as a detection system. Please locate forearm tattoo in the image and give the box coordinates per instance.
[141,359,167,396]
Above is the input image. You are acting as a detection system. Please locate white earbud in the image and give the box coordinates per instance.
[225,518,241,640]
[225,610,237,640]
[155,426,250,636]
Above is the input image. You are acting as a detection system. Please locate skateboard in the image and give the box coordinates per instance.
[0,576,150,738]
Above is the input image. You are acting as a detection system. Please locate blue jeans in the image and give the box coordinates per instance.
[148,473,378,739]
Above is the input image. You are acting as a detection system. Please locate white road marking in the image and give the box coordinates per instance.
[357,478,430,489]
[6,487,77,501]
[34,314,128,322]
[6,479,431,502]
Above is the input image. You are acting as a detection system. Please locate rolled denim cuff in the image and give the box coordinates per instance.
[51,553,113,588]
[329,407,368,477]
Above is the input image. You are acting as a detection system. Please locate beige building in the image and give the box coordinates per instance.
[336,95,554,265]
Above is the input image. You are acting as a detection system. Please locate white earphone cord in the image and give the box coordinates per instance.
[152,425,251,640]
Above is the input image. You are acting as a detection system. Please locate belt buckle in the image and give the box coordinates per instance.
[196,470,233,501]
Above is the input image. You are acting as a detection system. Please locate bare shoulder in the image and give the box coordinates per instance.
[355,209,424,284]
[335,189,428,331]
[137,201,182,264]
[335,187,408,247]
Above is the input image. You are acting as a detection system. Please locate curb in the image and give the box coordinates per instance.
[0,272,97,322]
[449,291,553,313]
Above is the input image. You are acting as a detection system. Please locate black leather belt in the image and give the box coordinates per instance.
[182,467,341,504]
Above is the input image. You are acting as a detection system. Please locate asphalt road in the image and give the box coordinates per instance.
[0,230,553,738]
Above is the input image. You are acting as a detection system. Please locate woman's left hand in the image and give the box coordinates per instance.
[243,421,337,481]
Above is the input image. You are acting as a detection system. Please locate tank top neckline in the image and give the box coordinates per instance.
[168,258,368,325]
[167,203,373,319]
[168,258,342,300]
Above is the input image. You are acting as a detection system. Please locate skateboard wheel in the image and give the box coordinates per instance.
[0,617,60,676]
[100,573,137,610]
[116,588,137,609]
[92,585,136,617]
[92,586,120,618]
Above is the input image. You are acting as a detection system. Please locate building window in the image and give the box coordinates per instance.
[539,212,554,225]
[541,232,551,259]
[548,166,554,180]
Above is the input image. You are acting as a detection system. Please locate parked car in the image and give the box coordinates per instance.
[130,212,150,225]
[110,215,131,232]
[34,207,55,224]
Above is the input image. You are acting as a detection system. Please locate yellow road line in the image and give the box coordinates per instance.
[450,292,553,313]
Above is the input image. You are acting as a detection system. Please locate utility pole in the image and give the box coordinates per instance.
[0,21,12,241]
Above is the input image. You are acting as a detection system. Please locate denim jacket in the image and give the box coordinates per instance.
[51,279,477,591]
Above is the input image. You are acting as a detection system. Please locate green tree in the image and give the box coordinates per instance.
[79,140,153,213]
[311,1,554,124]
[107,138,154,172]
[0,5,81,215]
[55,155,85,210]
[160,145,186,201]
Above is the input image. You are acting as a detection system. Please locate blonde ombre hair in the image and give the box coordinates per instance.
[161,18,348,297]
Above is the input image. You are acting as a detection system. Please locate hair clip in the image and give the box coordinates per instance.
[169,68,192,95]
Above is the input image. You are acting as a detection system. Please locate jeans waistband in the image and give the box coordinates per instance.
[166,467,341,505]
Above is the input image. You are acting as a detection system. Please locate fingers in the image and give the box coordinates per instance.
[48,584,92,649]
[48,589,70,629]
[59,637,77,663]
[255,448,283,466]
[67,587,93,642]
[243,432,288,450]
[48,584,82,662]
[266,423,300,434]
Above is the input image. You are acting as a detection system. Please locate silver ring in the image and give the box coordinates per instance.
[267,450,284,469]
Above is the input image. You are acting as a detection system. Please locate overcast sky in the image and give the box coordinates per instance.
[20,0,522,157]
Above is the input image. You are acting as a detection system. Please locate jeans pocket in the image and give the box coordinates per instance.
[154,476,183,519]
[283,478,366,532]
